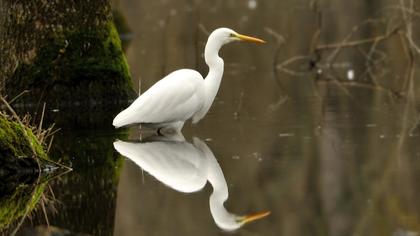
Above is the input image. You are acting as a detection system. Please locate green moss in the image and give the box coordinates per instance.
[0,181,46,230]
[6,21,135,106]
[0,116,46,160]
[0,117,50,231]
[0,183,46,230]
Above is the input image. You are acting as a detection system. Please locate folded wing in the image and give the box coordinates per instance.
[113,69,205,127]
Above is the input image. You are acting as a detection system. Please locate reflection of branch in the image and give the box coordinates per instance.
[277,55,312,68]
[315,29,398,51]
[384,5,420,17]
[233,91,244,118]
[320,22,399,66]
[198,23,210,36]
[399,0,417,95]
[277,67,312,77]
[264,27,285,45]
[264,27,289,97]
[399,0,420,55]
[316,79,403,98]
[277,17,400,77]
[409,113,420,135]
[276,55,313,76]
[275,2,420,100]
[353,11,417,230]
[360,39,385,85]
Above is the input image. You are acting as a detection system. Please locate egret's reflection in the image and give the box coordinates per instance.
[113,134,269,231]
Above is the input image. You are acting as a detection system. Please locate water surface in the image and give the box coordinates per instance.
[10,0,420,235]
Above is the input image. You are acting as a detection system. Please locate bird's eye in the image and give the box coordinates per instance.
[229,33,236,38]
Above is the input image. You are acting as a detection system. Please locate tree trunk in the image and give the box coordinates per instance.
[0,0,134,108]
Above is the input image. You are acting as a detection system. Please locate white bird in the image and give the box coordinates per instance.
[112,27,265,132]
[113,136,270,231]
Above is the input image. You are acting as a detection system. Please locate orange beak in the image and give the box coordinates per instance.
[236,33,266,44]
[239,211,271,224]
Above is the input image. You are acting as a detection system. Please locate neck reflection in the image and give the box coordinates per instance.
[113,133,269,231]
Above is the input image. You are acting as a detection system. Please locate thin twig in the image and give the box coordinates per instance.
[198,23,210,36]
[47,135,55,153]
[39,157,73,172]
[399,0,420,55]
[316,30,398,50]
[8,90,29,105]
[37,102,46,141]
[277,55,313,69]
[264,27,288,96]
[40,195,50,226]
[0,96,38,159]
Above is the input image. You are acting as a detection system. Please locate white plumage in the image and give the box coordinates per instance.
[113,135,270,231]
[113,136,208,193]
[113,69,204,129]
[112,27,265,131]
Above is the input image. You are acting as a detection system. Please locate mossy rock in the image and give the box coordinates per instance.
[0,116,46,161]
[6,21,135,108]
[0,183,46,232]
[0,115,46,198]
[0,116,47,231]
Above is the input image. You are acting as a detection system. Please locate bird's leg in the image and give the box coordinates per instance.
[138,124,143,141]
[157,127,176,136]
[157,127,164,136]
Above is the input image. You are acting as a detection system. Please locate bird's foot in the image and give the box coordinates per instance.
[156,127,177,136]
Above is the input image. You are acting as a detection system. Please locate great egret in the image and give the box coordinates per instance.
[112,28,265,132]
[113,135,270,231]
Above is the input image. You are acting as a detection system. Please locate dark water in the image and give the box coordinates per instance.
[8,0,420,235]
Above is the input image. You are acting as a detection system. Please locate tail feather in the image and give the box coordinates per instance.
[113,109,135,128]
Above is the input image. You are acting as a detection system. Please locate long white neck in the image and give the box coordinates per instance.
[209,181,239,231]
[193,37,224,123]
[206,145,240,231]
[192,137,240,231]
